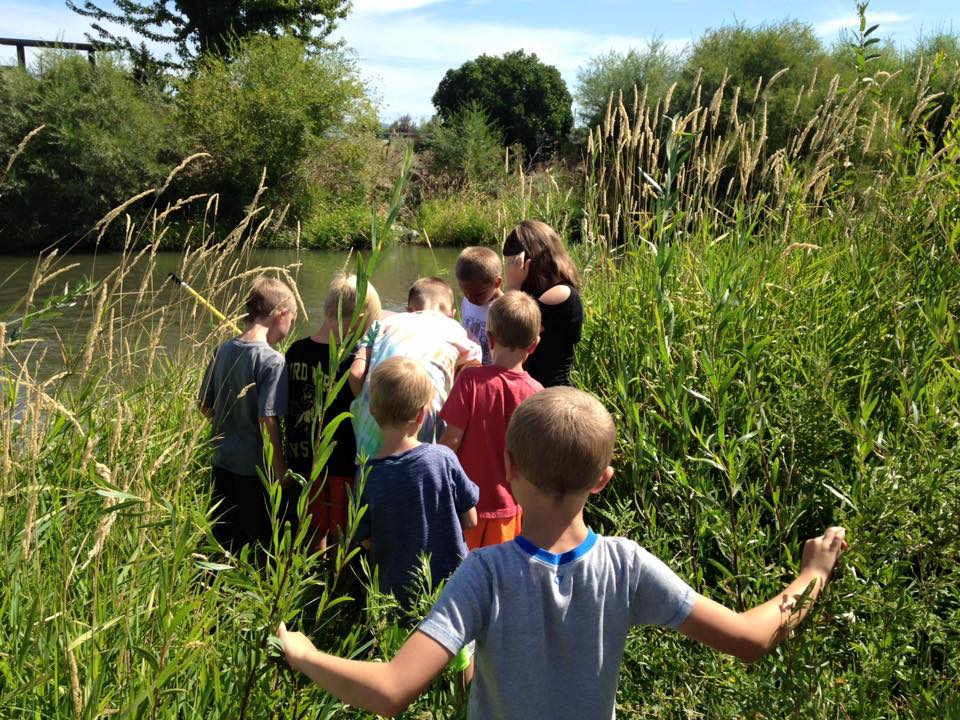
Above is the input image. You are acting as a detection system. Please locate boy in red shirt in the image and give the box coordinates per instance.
[439,291,543,548]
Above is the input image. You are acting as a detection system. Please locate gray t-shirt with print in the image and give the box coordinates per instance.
[199,338,288,475]
[419,531,695,720]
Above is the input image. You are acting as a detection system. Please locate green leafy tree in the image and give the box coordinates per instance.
[177,35,379,227]
[432,50,573,161]
[576,39,683,129]
[66,0,350,64]
[681,20,839,150]
[0,53,182,250]
[425,101,504,190]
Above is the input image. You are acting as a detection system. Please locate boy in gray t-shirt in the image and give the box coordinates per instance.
[199,276,297,552]
[278,388,848,720]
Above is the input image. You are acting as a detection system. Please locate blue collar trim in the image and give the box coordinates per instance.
[514,530,597,566]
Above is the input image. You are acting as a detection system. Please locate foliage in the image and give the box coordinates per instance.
[66,0,350,65]
[0,149,413,719]
[574,92,960,716]
[3,55,960,718]
[432,50,573,161]
[177,35,380,231]
[575,39,683,129]
[0,54,183,251]
[424,101,505,190]
[679,20,842,150]
[417,193,501,246]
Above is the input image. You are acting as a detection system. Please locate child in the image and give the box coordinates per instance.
[439,291,543,549]
[502,220,582,388]
[279,387,848,719]
[199,276,297,552]
[285,273,381,550]
[355,356,479,608]
[454,246,503,366]
[350,277,482,460]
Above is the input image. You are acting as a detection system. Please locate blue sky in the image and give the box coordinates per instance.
[1,0,956,120]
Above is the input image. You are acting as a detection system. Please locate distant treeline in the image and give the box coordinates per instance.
[0,18,958,252]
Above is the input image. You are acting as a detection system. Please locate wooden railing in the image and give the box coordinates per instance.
[0,38,112,67]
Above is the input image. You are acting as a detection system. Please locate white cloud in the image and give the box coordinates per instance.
[351,0,446,13]
[815,11,910,35]
[337,12,687,119]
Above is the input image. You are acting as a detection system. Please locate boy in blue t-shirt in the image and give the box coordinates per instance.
[279,387,848,720]
[355,355,478,608]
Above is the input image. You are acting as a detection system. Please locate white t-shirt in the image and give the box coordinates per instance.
[419,531,696,720]
[460,297,492,365]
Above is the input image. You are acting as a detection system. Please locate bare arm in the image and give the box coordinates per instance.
[438,424,465,453]
[460,506,478,531]
[677,527,847,662]
[348,347,369,397]
[279,624,453,717]
[259,416,288,487]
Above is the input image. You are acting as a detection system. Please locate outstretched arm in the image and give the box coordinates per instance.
[678,527,847,662]
[279,624,453,717]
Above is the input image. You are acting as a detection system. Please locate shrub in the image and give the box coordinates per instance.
[0,54,182,250]
[417,194,500,246]
[177,35,380,230]
[423,101,505,191]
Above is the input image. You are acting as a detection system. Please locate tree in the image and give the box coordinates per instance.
[432,50,572,161]
[66,0,350,64]
[680,21,836,150]
[177,35,379,225]
[576,40,683,129]
[424,101,504,189]
[0,54,183,249]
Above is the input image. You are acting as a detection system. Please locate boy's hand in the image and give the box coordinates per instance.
[278,622,316,671]
[800,527,848,583]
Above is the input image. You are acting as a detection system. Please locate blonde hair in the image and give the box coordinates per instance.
[502,220,580,296]
[369,356,434,428]
[245,276,296,323]
[488,291,540,349]
[455,246,502,286]
[506,387,615,498]
[408,277,455,314]
[324,273,382,332]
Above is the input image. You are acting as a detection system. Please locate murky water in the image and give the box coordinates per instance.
[1,245,463,378]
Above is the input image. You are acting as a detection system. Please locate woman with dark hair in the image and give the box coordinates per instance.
[502,220,582,387]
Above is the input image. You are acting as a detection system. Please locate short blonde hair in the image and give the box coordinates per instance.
[408,277,455,314]
[506,387,615,498]
[488,291,540,349]
[369,356,434,428]
[324,273,382,332]
[245,276,296,323]
[455,246,502,286]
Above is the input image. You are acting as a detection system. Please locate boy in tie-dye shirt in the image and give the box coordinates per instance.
[349,277,482,461]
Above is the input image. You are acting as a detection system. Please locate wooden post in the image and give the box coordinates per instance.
[16,43,25,68]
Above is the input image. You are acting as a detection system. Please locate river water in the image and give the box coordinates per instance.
[1,245,463,379]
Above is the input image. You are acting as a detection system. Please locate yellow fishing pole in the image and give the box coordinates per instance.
[167,272,242,334]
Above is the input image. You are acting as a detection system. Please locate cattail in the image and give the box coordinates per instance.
[68,648,83,720]
[81,284,109,375]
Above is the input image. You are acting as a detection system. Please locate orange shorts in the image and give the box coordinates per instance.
[464,511,522,550]
[307,474,354,543]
